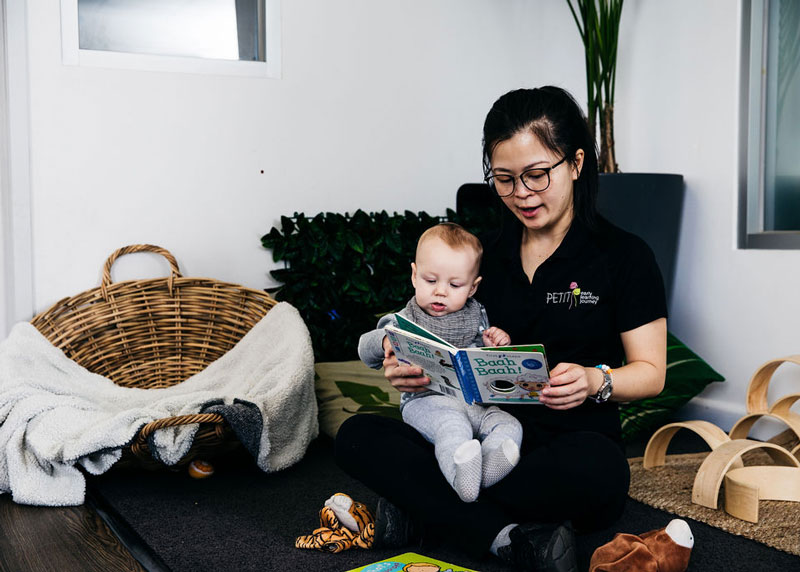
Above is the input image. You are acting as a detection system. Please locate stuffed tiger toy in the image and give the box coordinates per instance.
[295,493,375,553]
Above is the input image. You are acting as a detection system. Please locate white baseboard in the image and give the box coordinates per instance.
[675,396,790,442]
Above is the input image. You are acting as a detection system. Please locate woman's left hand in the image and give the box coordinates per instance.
[540,363,597,410]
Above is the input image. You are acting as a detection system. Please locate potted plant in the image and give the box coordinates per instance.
[567,0,685,308]
[567,0,623,173]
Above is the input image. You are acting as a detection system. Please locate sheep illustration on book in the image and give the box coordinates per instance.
[295,493,374,553]
[516,379,548,399]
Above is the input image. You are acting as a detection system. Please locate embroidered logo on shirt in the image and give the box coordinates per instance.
[546,281,600,308]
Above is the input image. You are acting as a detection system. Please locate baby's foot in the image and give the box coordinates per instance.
[453,439,482,502]
[482,438,520,488]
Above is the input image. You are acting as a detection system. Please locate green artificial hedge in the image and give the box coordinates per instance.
[261,210,446,361]
[261,206,500,362]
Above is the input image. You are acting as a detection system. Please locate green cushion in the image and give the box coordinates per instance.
[315,333,724,443]
[315,361,401,439]
[618,332,724,442]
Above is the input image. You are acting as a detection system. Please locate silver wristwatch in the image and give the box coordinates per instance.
[591,364,613,403]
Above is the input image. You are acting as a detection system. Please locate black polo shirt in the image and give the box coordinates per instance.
[475,216,667,442]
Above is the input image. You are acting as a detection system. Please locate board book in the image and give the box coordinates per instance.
[384,314,550,405]
[345,551,478,572]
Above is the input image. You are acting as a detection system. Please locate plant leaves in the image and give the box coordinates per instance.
[346,230,364,253]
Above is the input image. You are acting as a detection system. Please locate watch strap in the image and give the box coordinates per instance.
[591,364,613,403]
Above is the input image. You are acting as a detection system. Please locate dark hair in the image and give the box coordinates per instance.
[482,86,599,229]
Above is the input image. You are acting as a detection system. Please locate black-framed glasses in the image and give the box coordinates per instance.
[484,155,570,197]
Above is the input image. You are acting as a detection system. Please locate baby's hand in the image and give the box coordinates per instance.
[482,327,511,347]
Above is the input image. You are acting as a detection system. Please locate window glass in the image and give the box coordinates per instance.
[77,0,264,62]
[764,0,800,230]
[740,0,800,247]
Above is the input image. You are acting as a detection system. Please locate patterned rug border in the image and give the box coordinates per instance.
[629,452,800,557]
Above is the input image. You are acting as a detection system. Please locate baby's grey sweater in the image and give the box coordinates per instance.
[357,297,488,369]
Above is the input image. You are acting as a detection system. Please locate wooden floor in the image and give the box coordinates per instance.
[0,495,145,572]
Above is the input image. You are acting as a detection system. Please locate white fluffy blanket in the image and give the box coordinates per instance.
[0,302,318,506]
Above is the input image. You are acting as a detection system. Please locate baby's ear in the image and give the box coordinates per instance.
[410,262,418,286]
[470,276,482,296]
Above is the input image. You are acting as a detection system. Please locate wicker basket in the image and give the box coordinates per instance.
[30,244,277,469]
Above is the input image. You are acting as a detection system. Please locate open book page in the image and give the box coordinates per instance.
[384,326,467,400]
[483,343,546,353]
[394,313,453,347]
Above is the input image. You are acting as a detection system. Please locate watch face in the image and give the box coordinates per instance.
[600,384,613,400]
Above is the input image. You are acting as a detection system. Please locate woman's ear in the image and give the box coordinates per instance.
[572,149,585,180]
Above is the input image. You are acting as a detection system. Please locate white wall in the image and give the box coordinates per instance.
[0,1,7,337]
[22,0,581,308]
[11,0,800,433]
[616,0,800,435]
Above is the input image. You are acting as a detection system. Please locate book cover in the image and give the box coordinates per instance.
[345,551,479,572]
[384,326,468,401]
[385,315,550,405]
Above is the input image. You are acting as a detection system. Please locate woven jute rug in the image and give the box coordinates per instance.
[629,451,800,556]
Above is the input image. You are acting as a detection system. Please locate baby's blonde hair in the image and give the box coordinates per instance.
[416,223,483,265]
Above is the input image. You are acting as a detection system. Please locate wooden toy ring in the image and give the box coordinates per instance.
[643,420,732,469]
[744,357,800,413]
[692,439,800,509]
[768,393,800,419]
[724,466,800,523]
[728,412,800,463]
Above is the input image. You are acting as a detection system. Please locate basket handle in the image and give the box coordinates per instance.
[129,413,228,461]
[100,244,182,299]
[136,413,226,440]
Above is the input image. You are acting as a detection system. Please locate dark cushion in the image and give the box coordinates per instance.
[315,361,401,439]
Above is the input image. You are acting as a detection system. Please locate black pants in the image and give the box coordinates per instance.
[334,413,630,557]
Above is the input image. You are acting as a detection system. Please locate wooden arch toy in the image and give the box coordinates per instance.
[728,411,800,462]
[724,466,800,523]
[743,356,800,413]
[692,439,800,509]
[643,420,733,469]
[768,393,800,418]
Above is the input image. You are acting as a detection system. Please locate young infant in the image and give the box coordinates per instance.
[358,223,522,502]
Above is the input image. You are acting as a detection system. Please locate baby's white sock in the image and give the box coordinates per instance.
[453,439,482,503]
[482,438,520,488]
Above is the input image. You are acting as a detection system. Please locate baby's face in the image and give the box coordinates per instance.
[411,238,481,317]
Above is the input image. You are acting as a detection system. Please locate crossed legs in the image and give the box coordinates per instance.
[335,414,629,557]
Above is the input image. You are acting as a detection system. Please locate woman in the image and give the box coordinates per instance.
[335,86,667,572]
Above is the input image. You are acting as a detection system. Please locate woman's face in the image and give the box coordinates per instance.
[489,130,583,236]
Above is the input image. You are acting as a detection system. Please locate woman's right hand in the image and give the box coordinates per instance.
[382,336,430,393]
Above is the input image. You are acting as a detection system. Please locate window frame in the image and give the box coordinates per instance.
[59,0,282,79]
[738,0,800,249]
